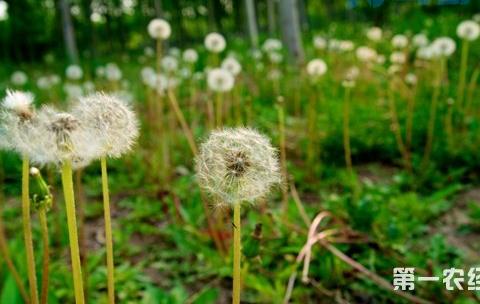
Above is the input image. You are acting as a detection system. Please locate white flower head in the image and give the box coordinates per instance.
[432,37,456,57]
[339,40,355,52]
[195,127,281,206]
[71,92,139,158]
[2,90,34,118]
[306,59,327,78]
[413,33,429,48]
[356,46,377,62]
[208,68,234,92]
[262,38,282,52]
[141,67,156,87]
[376,54,386,64]
[345,66,360,81]
[457,20,480,41]
[64,83,83,101]
[105,63,122,82]
[148,18,171,40]
[391,34,409,49]
[204,32,226,53]
[390,51,407,64]
[66,65,83,81]
[367,27,382,41]
[221,57,242,76]
[183,48,198,63]
[169,47,181,57]
[405,73,417,86]
[161,55,178,73]
[11,71,28,86]
[313,36,327,50]
[268,52,283,64]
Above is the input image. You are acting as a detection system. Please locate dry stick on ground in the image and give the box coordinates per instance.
[283,206,433,304]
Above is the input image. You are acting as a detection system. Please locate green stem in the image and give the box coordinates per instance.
[277,101,289,214]
[61,161,85,304]
[421,58,445,171]
[215,93,223,128]
[22,156,39,304]
[343,88,353,175]
[38,208,49,304]
[465,66,480,118]
[457,40,469,111]
[101,157,115,304]
[232,203,241,304]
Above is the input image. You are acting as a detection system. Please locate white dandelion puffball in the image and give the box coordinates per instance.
[262,38,282,52]
[2,90,34,118]
[195,127,281,205]
[413,33,429,48]
[391,34,409,49]
[356,46,377,62]
[376,54,386,64]
[405,73,417,86]
[66,65,83,81]
[432,37,456,57]
[390,51,407,64]
[367,27,382,41]
[204,32,226,53]
[161,55,178,73]
[141,67,156,87]
[96,66,106,78]
[313,36,327,50]
[11,71,28,86]
[64,84,83,100]
[169,47,181,57]
[416,46,434,60]
[268,69,282,81]
[37,77,50,90]
[345,66,360,81]
[105,63,122,82]
[183,49,198,63]
[71,92,139,158]
[457,20,480,41]
[306,59,327,78]
[221,57,242,76]
[148,18,171,40]
[329,39,342,52]
[207,68,235,92]
[339,40,355,52]
[268,52,283,64]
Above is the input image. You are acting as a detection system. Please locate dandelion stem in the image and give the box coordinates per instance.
[388,82,411,172]
[38,208,49,304]
[232,203,241,304]
[422,58,445,172]
[215,93,223,127]
[61,161,85,304]
[277,99,289,214]
[457,39,469,111]
[167,90,198,155]
[465,65,479,118]
[101,157,115,304]
[342,87,353,175]
[22,156,39,304]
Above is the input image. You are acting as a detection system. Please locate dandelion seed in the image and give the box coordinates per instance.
[205,32,226,53]
[390,51,407,65]
[391,34,408,49]
[105,63,122,82]
[148,18,171,40]
[195,127,281,206]
[356,46,377,62]
[262,38,282,53]
[161,55,179,73]
[2,90,34,118]
[431,37,456,57]
[413,33,429,48]
[313,36,327,50]
[306,59,327,78]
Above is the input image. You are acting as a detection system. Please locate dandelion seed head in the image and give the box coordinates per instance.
[2,90,34,119]
[183,49,198,63]
[391,34,409,49]
[356,46,377,62]
[413,33,429,48]
[195,127,281,206]
[268,52,283,64]
[390,51,407,64]
[204,32,226,53]
[11,71,28,86]
[71,92,139,158]
[105,63,122,82]
[262,38,282,53]
[306,59,327,78]
[367,27,382,41]
[148,18,171,40]
[221,57,242,76]
[207,68,235,92]
[313,36,327,50]
[161,55,179,73]
[457,20,480,41]
[431,37,456,57]
[405,73,417,86]
[66,65,83,81]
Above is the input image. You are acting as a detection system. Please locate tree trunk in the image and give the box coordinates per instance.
[244,0,259,48]
[267,0,276,36]
[279,0,304,64]
[297,0,309,31]
[59,0,78,63]
[154,0,163,17]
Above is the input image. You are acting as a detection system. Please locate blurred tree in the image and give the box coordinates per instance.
[245,0,259,47]
[266,0,276,36]
[59,0,79,63]
[279,0,304,63]
[153,0,163,17]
